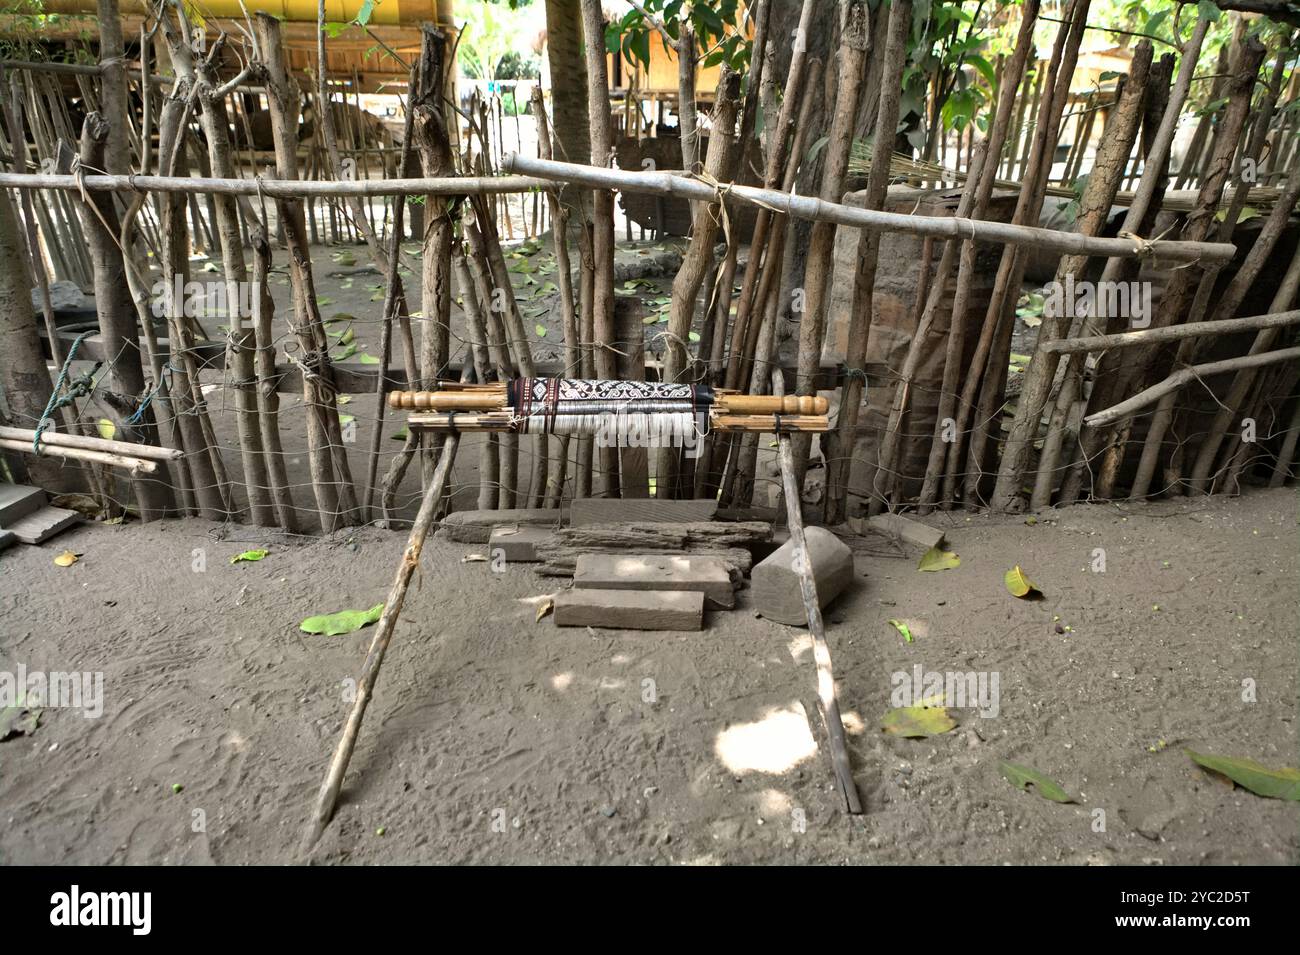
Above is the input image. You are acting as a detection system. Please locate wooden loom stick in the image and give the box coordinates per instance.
[406,412,829,433]
[771,370,863,814]
[304,432,462,849]
[387,388,829,415]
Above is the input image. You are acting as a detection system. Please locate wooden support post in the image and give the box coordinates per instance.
[304,431,461,849]
[772,369,862,815]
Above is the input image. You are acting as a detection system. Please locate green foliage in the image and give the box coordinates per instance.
[607,0,750,74]
[458,0,545,82]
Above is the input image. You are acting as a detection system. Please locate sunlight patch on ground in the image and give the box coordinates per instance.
[759,788,792,815]
[786,634,813,662]
[839,710,866,736]
[714,703,818,774]
[550,672,574,691]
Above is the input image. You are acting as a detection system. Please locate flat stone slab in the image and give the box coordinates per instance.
[440,508,566,543]
[0,484,46,526]
[751,526,856,626]
[488,524,552,562]
[571,497,718,526]
[866,513,946,551]
[553,588,704,631]
[573,553,735,610]
[4,504,80,545]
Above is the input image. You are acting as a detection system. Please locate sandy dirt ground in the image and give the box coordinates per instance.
[1,487,1296,865]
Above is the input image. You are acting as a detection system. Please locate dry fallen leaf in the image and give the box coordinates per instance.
[536,598,554,623]
[461,554,489,563]
[53,550,80,567]
[1004,565,1042,598]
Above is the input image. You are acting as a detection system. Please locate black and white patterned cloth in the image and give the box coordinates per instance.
[508,378,713,432]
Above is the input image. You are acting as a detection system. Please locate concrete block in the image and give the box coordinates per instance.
[488,524,552,562]
[751,527,856,626]
[866,513,945,551]
[573,553,735,610]
[440,508,566,543]
[571,497,718,526]
[4,505,80,545]
[553,588,704,631]
[0,484,45,526]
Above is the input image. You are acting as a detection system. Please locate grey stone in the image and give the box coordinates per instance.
[4,505,80,545]
[553,588,704,631]
[573,553,735,610]
[488,524,551,562]
[751,527,856,626]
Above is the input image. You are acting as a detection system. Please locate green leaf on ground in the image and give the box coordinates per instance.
[535,324,548,338]
[1000,762,1075,802]
[300,603,384,636]
[881,705,956,738]
[357,353,381,365]
[1004,565,1042,598]
[96,418,116,440]
[918,546,960,572]
[1186,750,1300,801]
[887,619,914,643]
[230,549,269,564]
[0,695,41,742]
[391,426,409,441]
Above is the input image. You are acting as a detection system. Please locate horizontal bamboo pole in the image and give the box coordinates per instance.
[713,414,829,432]
[0,171,550,198]
[0,425,183,461]
[388,390,506,411]
[387,388,828,415]
[0,437,157,474]
[406,412,830,432]
[1041,309,1300,355]
[503,154,1238,265]
[0,59,264,94]
[1084,346,1300,427]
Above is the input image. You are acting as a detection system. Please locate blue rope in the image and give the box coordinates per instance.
[34,331,97,453]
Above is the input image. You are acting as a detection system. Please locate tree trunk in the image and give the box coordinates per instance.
[791,0,870,483]
[822,0,912,523]
[0,188,67,488]
[76,113,175,520]
[658,67,741,492]
[579,0,621,497]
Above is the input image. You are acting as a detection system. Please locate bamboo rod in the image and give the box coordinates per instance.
[1083,346,1300,428]
[406,412,829,433]
[503,154,1235,264]
[0,437,157,474]
[0,426,183,461]
[0,171,549,197]
[387,388,828,415]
